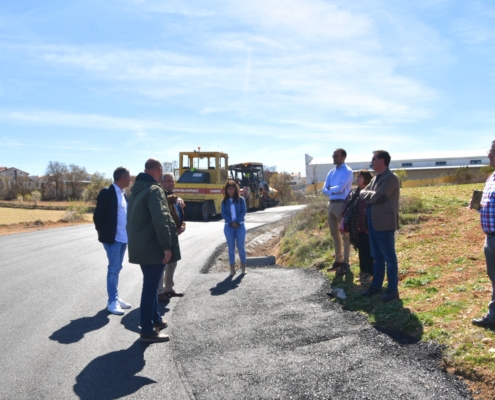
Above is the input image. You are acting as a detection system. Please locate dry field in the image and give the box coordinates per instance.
[0,207,92,224]
[0,207,92,236]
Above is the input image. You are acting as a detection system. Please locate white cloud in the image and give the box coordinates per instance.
[454,20,495,45]
[129,0,215,17]
[220,0,371,40]
[1,1,445,127]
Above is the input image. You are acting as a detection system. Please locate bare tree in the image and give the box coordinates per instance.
[269,172,294,205]
[67,164,88,199]
[163,160,179,180]
[83,172,112,203]
[163,160,178,172]
[264,165,277,184]
[46,161,68,199]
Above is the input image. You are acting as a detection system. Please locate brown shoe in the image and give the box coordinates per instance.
[164,291,184,298]
[154,320,168,331]
[157,293,169,302]
[140,328,170,343]
[327,261,342,272]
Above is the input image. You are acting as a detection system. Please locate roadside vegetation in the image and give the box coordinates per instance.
[278,183,495,399]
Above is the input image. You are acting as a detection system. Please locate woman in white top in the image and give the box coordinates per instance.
[221,180,247,276]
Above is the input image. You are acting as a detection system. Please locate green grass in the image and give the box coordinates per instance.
[278,183,495,393]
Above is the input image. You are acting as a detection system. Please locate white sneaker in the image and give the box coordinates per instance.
[107,300,124,315]
[118,298,132,309]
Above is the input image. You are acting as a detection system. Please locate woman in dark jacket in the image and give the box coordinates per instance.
[221,179,247,276]
[338,169,374,283]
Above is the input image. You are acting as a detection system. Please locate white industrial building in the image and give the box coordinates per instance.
[305,150,489,184]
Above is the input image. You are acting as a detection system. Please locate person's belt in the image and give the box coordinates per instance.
[330,199,344,203]
[487,232,495,237]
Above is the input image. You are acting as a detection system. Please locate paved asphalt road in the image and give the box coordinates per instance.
[0,205,471,399]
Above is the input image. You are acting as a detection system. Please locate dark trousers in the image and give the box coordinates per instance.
[484,236,495,319]
[139,264,165,334]
[358,232,374,275]
[367,214,399,292]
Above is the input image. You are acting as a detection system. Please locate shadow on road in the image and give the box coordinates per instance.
[330,271,424,344]
[209,274,245,296]
[73,340,155,399]
[120,303,170,334]
[49,309,109,344]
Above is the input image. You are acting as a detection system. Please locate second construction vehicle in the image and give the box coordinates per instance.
[228,162,279,210]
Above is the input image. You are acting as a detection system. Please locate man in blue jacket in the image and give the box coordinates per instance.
[93,167,132,315]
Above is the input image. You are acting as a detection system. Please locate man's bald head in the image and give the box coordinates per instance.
[144,158,162,181]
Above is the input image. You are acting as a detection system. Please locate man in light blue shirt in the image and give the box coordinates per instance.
[321,148,353,273]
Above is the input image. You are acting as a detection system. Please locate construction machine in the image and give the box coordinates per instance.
[173,150,228,221]
[228,162,279,210]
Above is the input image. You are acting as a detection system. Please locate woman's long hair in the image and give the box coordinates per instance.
[223,179,240,202]
[358,169,373,185]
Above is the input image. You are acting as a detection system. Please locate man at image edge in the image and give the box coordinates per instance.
[471,141,495,329]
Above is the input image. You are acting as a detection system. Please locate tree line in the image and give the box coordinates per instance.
[44,161,112,201]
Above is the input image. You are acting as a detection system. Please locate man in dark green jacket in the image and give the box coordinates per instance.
[127,158,181,343]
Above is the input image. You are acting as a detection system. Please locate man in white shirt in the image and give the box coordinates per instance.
[321,149,353,274]
[93,167,132,315]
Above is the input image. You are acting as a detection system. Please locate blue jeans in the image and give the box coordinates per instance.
[103,241,127,304]
[484,236,495,319]
[139,264,165,334]
[224,224,246,264]
[367,210,398,292]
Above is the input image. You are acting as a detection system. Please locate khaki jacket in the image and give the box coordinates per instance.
[360,168,400,231]
[127,173,181,265]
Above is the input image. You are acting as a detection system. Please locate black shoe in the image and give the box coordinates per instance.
[362,286,382,296]
[381,290,399,302]
[472,316,495,329]
[327,262,342,272]
[336,263,351,275]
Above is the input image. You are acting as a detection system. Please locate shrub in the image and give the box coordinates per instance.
[16,194,23,205]
[453,166,472,184]
[83,172,112,204]
[31,190,42,207]
[399,196,425,213]
[63,198,87,221]
[480,165,494,175]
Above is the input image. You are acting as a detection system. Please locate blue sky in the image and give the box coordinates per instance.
[1,0,495,178]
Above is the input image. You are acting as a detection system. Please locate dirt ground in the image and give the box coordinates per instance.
[208,219,287,274]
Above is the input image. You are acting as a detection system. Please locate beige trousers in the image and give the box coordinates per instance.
[327,201,351,264]
[157,261,178,294]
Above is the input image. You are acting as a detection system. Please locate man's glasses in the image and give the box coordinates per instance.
[488,150,495,156]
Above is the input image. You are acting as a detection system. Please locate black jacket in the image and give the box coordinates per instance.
[93,184,127,244]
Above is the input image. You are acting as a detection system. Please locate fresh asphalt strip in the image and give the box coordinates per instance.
[170,266,472,400]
